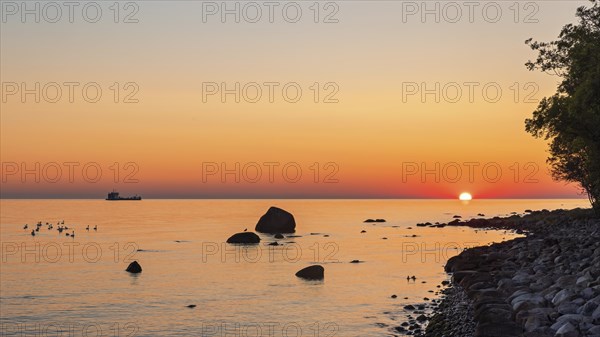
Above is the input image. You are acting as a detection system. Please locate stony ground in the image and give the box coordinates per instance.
[405,208,600,337]
[419,285,476,336]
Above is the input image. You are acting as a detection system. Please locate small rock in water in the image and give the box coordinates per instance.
[186,304,196,308]
[125,261,142,273]
[226,232,260,244]
[391,294,397,298]
[364,218,386,223]
[295,265,324,280]
[416,314,428,322]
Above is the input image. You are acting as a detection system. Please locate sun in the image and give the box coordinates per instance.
[459,192,473,201]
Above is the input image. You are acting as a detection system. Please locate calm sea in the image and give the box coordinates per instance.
[0,199,589,337]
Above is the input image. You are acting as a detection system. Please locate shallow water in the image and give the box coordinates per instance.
[0,199,589,336]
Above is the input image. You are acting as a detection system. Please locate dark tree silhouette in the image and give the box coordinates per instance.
[525,0,600,213]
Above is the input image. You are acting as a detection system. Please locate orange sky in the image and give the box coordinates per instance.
[0,1,589,199]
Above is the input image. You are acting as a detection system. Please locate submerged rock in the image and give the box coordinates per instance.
[295,265,324,280]
[255,207,296,233]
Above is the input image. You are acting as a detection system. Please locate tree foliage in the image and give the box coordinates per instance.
[525,0,600,213]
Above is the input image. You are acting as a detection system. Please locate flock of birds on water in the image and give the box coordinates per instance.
[23,220,97,238]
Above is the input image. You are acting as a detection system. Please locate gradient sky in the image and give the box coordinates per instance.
[0,0,590,198]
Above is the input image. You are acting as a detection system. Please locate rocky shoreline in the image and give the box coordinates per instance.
[412,208,600,337]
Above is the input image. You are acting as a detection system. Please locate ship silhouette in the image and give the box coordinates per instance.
[105,190,142,201]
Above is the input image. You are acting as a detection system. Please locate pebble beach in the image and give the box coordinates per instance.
[418,208,600,337]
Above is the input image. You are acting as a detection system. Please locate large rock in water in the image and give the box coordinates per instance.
[255,207,296,233]
[126,261,142,273]
[226,232,260,244]
[295,265,324,280]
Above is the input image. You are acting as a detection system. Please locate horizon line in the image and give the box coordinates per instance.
[0,197,590,200]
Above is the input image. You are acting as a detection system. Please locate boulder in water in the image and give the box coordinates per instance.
[255,207,296,233]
